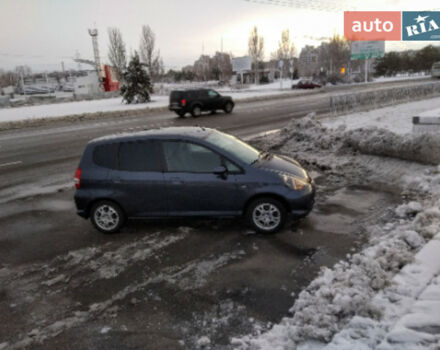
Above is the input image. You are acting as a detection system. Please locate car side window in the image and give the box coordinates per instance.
[208,90,219,98]
[162,141,222,173]
[93,143,119,169]
[196,90,208,99]
[118,140,161,172]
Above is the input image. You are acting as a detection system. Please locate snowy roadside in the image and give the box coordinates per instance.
[232,113,440,349]
[0,86,307,124]
[0,76,433,125]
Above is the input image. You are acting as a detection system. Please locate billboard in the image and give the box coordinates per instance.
[232,56,252,72]
[351,41,385,60]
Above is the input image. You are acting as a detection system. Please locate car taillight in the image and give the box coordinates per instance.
[181,99,186,106]
[74,168,81,189]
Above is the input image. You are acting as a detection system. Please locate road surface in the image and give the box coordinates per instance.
[0,80,419,349]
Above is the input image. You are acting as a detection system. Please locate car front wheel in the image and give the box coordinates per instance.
[91,200,125,234]
[246,198,286,233]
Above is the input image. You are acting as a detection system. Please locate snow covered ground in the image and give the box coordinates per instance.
[233,109,440,349]
[374,73,429,83]
[0,96,168,123]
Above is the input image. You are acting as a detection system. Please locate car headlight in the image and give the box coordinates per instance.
[281,175,309,191]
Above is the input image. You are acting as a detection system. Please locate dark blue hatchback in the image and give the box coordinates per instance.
[74,127,315,234]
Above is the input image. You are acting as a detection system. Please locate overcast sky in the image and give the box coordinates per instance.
[1,0,439,72]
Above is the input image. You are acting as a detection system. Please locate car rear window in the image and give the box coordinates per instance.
[93,143,119,169]
[170,91,182,101]
[118,140,162,172]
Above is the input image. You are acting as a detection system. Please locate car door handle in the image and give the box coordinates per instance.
[170,177,183,185]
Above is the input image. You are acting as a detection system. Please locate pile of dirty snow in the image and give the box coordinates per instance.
[344,127,440,165]
[233,114,440,349]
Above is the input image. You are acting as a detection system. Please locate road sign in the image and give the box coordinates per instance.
[351,41,385,60]
[232,56,252,72]
[278,60,284,69]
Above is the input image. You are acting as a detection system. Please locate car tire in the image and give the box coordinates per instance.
[90,200,125,234]
[191,105,202,118]
[224,102,234,114]
[245,198,286,234]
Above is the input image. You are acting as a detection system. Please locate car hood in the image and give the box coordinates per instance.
[256,154,309,180]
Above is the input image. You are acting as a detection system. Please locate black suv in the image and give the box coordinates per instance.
[169,89,234,118]
[74,127,315,234]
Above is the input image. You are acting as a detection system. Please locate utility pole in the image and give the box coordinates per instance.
[20,72,26,96]
[365,58,368,83]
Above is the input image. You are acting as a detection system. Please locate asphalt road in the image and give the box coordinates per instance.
[0,77,432,204]
[0,79,421,349]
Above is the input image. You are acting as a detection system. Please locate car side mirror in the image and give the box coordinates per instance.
[213,165,228,178]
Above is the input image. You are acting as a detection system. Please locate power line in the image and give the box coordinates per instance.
[243,0,357,12]
[244,0,440,12]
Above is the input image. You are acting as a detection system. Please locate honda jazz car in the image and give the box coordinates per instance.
[74,127,315,234]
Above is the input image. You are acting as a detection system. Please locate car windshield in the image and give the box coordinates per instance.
[206,131,260,165]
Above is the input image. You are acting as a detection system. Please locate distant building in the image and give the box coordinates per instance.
[1,85,15,96]
[102,65,119,92]
[298,45,320,77]
[74,71,100,95]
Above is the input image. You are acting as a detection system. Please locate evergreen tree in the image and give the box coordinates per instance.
[120,52,153,104]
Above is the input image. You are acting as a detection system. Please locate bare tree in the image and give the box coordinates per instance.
[107,27,127,81]
[273,29,296,77]
[319,34,350,74]
[139,25,164,81]
[15,65,32,77]
[0,70,19,88]
[193,55,211,81]
[211,52,233,81]
[248,26,264,84]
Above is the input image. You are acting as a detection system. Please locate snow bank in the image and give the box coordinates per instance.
[257,113,440,167]
[344,128,440,165]
[233,214,423,349]
[233,114,440,349]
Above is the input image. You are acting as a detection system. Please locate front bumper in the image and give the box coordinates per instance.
[287,184,316,219]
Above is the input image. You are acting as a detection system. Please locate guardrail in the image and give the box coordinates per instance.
[413,116,440,134]
[330,81,440,113]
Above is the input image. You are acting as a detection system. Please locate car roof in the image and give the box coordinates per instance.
[89,126,215,145]
[171,88,211,92]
